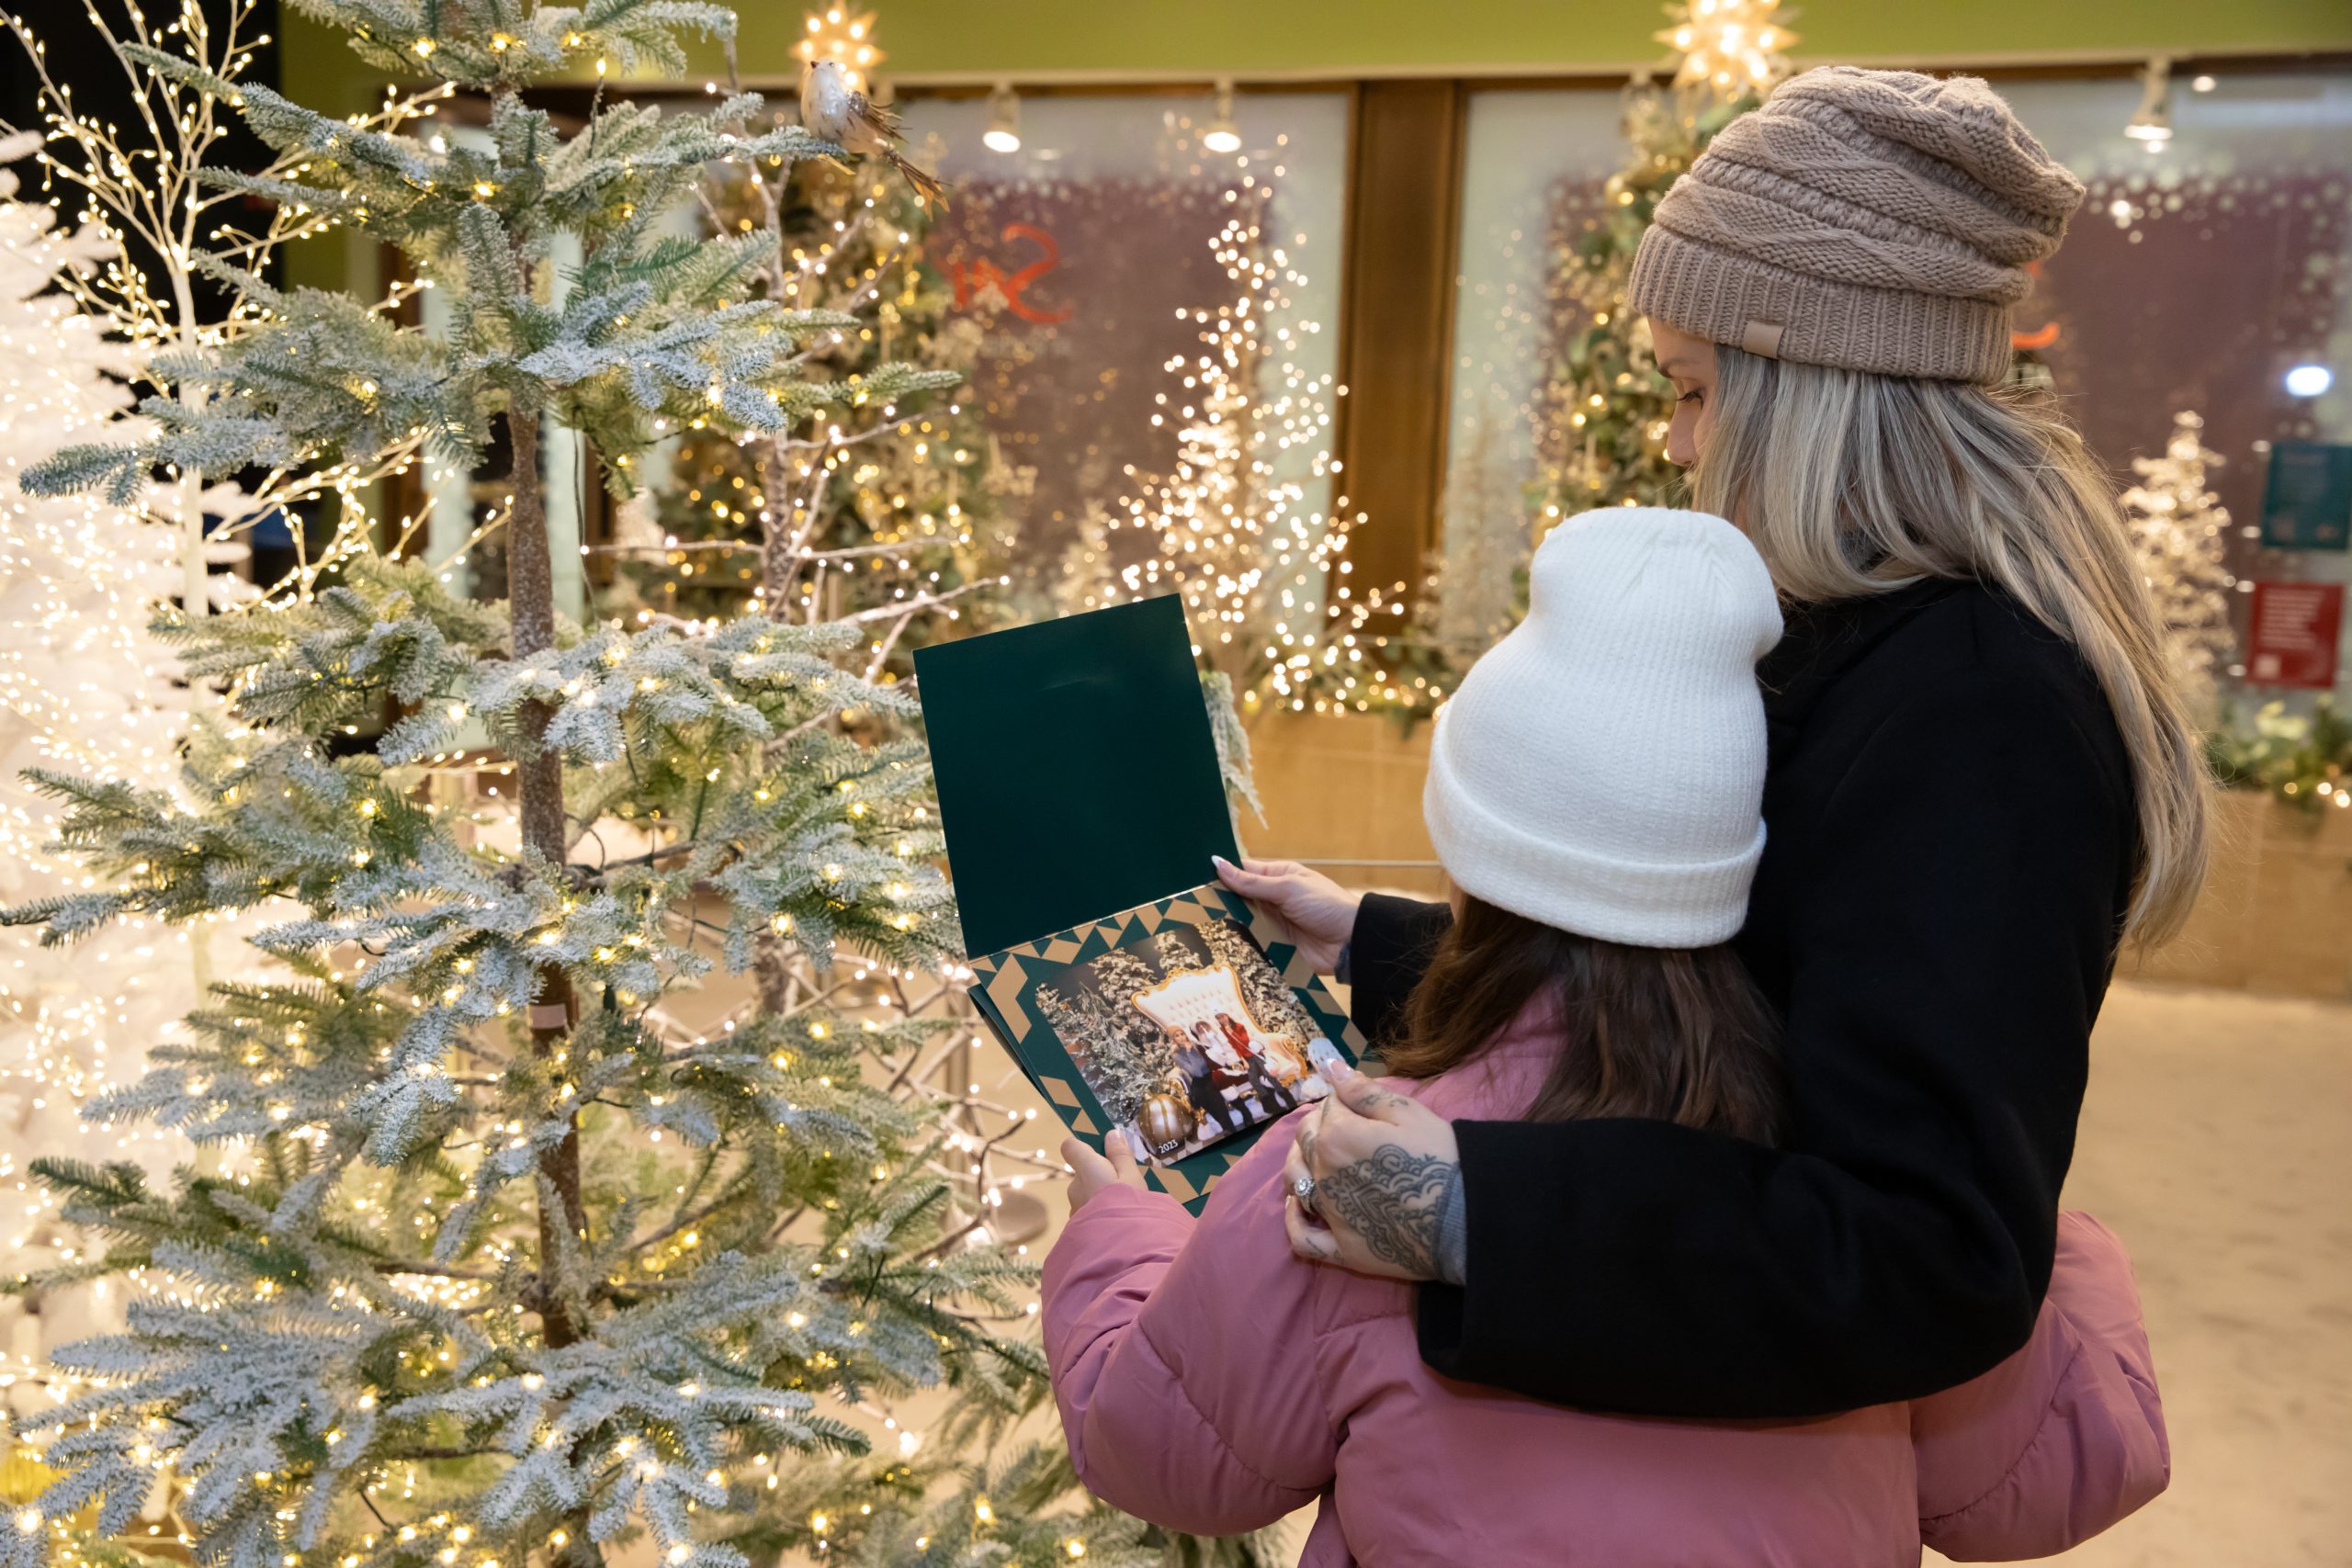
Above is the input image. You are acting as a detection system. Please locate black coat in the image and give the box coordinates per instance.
[1349,578,2139,1418]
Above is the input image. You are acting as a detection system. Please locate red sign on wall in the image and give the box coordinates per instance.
[2245,581,2346,689]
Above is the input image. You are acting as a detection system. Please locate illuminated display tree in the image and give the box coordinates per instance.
[1532,1,1792,529]
[1,0,404,1400]
[2122,410,2236,707]
[1532,85,1750,529]
[0,135,209,1398]
[614,151,1015,659]
[0,0,1203,1562]
[1082,189,1416,717]
[1396,0,1795,683]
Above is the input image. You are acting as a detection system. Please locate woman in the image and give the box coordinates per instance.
[1218,1009,1299,1113]
[1047,510,2166,1565]
[1171,1022,1242,1137]
[1222,63,2209,1417]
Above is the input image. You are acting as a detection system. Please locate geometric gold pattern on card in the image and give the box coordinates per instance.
[986,956,1031,1037]
[969,880,1367,1217]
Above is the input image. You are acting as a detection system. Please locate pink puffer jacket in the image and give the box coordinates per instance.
[1043,1017,2167,1566]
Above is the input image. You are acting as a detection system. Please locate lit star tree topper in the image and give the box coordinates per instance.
[1657,0,1800,95]
[797,6,883,94]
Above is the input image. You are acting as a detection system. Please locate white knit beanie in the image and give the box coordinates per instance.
[1423,508,1783,949]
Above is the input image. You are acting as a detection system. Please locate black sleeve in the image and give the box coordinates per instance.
[1343,892,1453,1048]
[1416,670,2128,1418]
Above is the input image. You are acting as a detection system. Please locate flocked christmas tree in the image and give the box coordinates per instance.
[608,149,1014,653]
[2122,410,2237,708]
[1073,188,1417,720]
[0,131,210,1405]
[1530,0,1796,531]
[1402,1,1792,705]
[0,2,1219,1564]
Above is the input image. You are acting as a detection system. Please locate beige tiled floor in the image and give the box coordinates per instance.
[1990,981,2352,1567]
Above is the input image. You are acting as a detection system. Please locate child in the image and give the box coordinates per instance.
[1044,509,2166,1565]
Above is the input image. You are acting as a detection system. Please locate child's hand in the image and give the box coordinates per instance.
[1063,1134,1149,1210]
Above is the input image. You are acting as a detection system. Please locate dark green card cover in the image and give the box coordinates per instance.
[913,596,1240,959]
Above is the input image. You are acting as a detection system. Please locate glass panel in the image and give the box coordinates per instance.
[895,91,1351,610]
[1440,72,2352,705]
[2001,71,2352,705]
[1438,85,1627,664]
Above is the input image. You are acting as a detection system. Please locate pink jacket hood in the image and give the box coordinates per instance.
[1043,1012,2167,1566]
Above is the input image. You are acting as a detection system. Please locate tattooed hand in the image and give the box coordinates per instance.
[1282,1064,1462,1280]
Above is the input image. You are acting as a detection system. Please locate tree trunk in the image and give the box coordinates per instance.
[749,446,803,1012]
[505,403,589,1350]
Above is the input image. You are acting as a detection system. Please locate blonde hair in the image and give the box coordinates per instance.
[1689,347,2211,944]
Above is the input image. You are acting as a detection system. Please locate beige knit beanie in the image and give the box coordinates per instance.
[1627,65,2086,384]
[1424,507,1782,949]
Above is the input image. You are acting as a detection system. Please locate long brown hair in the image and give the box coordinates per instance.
[1382,895,1784,1142]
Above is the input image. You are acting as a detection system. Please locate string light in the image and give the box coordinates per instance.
[983,83,1023,154]
[1655,0,1796,93]
[796,6,882,92]
[0,130,243,1324]
[1089,178,1409,716]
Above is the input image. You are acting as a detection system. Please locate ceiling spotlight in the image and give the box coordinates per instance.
[983,82,1021,154]
[2285,364,2334,398]
[1202,78,1242,155]
[2124,56,2173,148]
[2190,73,2217,92]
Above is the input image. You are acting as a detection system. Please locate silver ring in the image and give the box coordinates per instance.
[1291,1174,1317,1214]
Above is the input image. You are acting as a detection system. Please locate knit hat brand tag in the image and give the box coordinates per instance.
[1740,321,1785,359]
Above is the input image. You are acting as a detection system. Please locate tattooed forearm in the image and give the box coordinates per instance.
[1315,1142,1461,1278]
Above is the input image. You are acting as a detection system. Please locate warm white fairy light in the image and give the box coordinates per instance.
[1656,0,1797,94]
[2122,410,2235,699]
[1092,174,1410,714]
[0,15,1091,1553]
[0,149,206,1263]
[796,6,881,93]
[2,0,448,610]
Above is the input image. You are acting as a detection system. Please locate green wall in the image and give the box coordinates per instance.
[277,0,2352,291]
[285,0,2352,103]
[754,0,2352,81]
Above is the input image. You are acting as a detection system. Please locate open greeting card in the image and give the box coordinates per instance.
[914,597,1365,1213]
